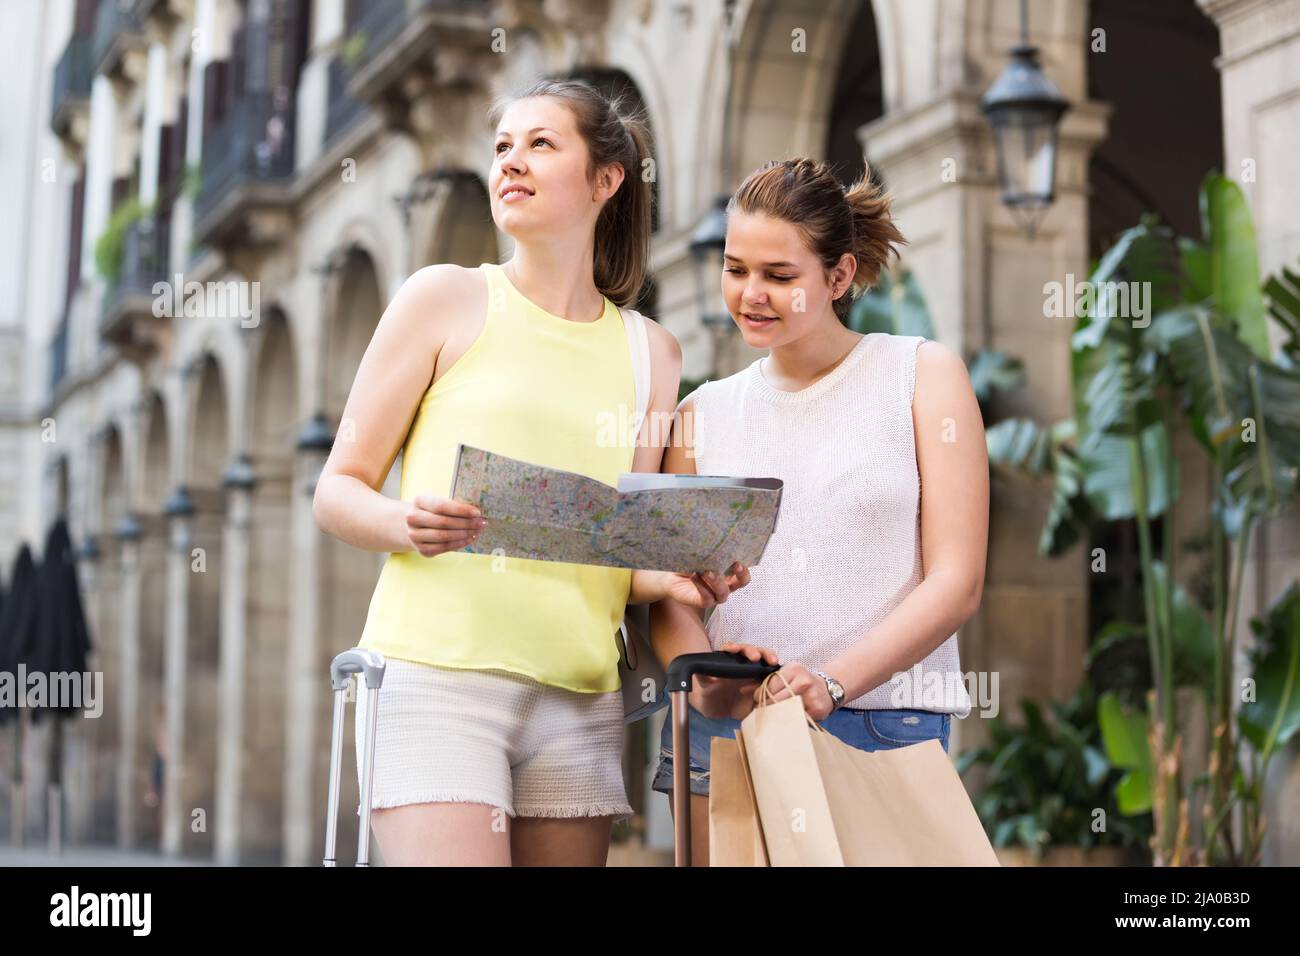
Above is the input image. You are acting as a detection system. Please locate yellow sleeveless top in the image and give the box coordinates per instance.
[357,262,636,692]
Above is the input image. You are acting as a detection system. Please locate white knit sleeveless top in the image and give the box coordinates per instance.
[691,332,972,716]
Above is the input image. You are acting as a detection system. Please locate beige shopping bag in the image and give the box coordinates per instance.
[740,692,845,866]
[708,735,769,866]
[740,678,999,867]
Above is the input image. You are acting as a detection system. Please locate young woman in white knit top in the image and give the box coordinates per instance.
[649,158,989,864]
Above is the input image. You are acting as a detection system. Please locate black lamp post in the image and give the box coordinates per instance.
[980,0,1070,239]
[689,195,731,330]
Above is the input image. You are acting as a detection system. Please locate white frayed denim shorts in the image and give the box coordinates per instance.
[353,657,633,821]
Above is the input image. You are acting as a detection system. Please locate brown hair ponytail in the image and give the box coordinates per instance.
[489,78,653,306]
[730,158,907,322]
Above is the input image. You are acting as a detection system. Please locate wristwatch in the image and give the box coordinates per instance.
[811,668,846,711]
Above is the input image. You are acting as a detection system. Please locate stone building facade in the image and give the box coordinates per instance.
[0,0,1295,864]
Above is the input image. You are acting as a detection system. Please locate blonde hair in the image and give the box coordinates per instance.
[730,158,907,322]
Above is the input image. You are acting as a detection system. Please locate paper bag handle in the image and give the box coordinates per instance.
[754,672,829,735]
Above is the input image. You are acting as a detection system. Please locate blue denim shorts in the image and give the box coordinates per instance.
[651,703,952,798]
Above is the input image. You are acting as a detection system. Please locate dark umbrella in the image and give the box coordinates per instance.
[0,544,38,845]
[0,545,38,721]
[29,519,93,723]
[29,518,93,854]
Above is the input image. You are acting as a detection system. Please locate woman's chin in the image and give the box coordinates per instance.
[493,208,546,238]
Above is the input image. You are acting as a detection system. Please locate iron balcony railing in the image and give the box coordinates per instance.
[92,0,144,77]
[347,0,491,69]
[324,55,368,147]
[193,92,297,226]
[51,34,93,136]
[101,215,170,341]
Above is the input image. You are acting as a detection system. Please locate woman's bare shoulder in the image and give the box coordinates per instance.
[381,263,488,343]
[399,263,486,309]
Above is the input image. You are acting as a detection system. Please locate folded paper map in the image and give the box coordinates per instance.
[449,444,782,574]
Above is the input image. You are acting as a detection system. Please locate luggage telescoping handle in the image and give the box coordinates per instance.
[665,651,779,867]
[324,648,386,867]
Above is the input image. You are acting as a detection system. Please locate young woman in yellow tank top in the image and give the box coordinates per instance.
[312,80,751,866]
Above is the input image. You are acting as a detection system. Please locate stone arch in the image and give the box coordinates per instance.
[241,307,298,863]
[713,0,887,375]
[725,0,885,188]
[313,244,392,862]
[180,333,243,481]
[1085,0,1221,257]
[99,423,126,553]
[315,243,390,827]
[418,171,499,271]
[323,248,384,424]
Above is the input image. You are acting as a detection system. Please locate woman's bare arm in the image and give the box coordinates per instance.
[816,340,989,705]
[625,327,747,607]
[312,264,486,554]
[645,393,717,660]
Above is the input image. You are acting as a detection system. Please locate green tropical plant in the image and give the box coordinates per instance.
[94,195,153,283]
[848,266,1027,405]
[985,170,1300,865]
[340,31,367,69]
[955,677,1152,860]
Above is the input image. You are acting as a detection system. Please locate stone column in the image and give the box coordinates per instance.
[67,539,101,845]
[114,515,143,848]
[282,417,332,866]
[214,458,255,865]
[161,487,194,857]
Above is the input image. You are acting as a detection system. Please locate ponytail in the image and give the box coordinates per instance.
[731,158,907,322]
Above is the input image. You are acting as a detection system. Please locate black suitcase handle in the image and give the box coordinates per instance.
[666,650,778,691]
[666,651,779,866]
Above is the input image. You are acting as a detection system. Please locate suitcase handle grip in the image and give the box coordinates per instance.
[330,648,386,692]
[665,651,778,692]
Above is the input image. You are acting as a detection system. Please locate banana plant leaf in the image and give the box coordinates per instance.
[1148,304,1300,515]
[1263,264,1300,365]
[968,350,1027,403]
[1200,172,1270,360]
[985,417,1091,556]
[1085,564,1213,708]
[1238,581,1300,758]
[1078,425,1180,521]
[1098,690,1154,815]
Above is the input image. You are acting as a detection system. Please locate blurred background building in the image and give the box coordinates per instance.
[0,0,1296,865]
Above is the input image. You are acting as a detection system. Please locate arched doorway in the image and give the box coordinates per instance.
[422,172,499,270]
[315,248,386,863]
[244,309,298,863]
